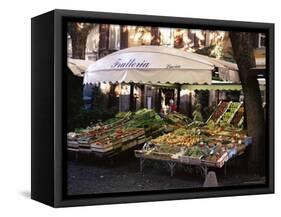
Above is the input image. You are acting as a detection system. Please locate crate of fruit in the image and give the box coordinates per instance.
[121,134,132,143]
[111,139,123,149]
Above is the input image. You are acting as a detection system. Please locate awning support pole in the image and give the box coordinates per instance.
[188,91,192,117]
[176,84,181,112]
[129,83,135,111]
[140,84,145,108]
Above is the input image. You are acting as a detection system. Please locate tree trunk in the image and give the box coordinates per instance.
[215,90,220,105]
[140,85,145,108]
[156,88,162,112]
[229,32,265,175]
[98,24,110,58]
[120,25,129,49]
[71,32,88,59]
[151,27,161,45]
[108,84,117,108]
[68,23,93,59]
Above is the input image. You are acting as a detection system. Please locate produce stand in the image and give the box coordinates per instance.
[135,133,251,178]
[72,46,242,158]
[134,102,251,177]
[67,109,190,158]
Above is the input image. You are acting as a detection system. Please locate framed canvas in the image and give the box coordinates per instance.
[31,9,274,207]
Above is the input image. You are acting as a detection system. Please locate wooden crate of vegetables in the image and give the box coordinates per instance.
[147,144,182,160]
[179,145,205,165]
[230,104,244,127]
[207,101,231,124]
[67,132,79,151]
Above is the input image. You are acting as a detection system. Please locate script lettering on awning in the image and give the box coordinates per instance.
[166,64,181,69]
[111,58,150,69]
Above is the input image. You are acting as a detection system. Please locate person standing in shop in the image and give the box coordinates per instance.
[168,99,177,112]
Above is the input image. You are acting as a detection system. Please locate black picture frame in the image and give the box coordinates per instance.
[31,9,274,207]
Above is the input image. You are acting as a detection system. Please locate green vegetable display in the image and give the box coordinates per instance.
[218,102,241,126]
[184,145,204,157]
[125,109,164,129]
[153,144,182,154]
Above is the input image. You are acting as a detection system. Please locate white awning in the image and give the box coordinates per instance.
[84,46,238,84]
[183,80,266,91]
[67,58,95,77]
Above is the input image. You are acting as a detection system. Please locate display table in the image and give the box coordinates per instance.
[134,138,251,178]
